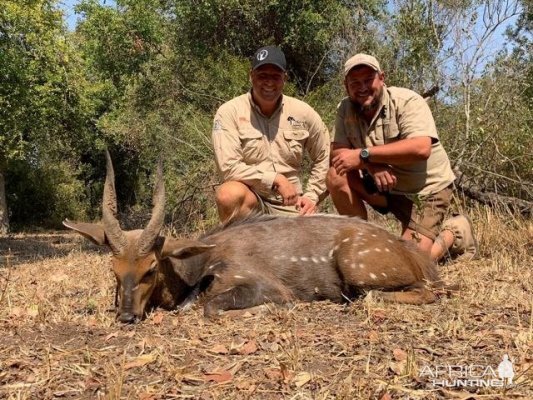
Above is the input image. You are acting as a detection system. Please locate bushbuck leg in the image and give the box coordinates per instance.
[203,282,292,318]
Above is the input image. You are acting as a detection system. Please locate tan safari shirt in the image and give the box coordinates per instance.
[212,92,330,203]
[333,86,455,196]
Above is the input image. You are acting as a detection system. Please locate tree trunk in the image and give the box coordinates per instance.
[0,170,9,234]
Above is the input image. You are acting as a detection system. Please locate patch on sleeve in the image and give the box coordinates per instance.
[213,119,223,132]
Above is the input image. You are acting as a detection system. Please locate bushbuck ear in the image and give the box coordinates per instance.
[63,219,106,246]
[160,237,216,260]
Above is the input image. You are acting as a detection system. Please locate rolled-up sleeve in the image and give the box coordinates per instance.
[303,110,330,203]
[397,94,438,140]
[332,100,351,146]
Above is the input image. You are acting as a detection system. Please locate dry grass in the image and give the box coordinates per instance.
[0,206,531,399]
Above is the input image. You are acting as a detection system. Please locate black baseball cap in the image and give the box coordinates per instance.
[252,46,287,71]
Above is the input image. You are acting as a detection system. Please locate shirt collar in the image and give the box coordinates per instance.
[248,91,284,118]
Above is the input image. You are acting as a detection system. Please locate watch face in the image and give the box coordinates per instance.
[361,149,370,159]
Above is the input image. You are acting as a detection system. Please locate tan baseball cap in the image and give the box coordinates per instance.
[344,53,381,76]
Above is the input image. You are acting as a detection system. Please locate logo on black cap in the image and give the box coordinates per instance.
[252,46,287,71]
[257,50,268,61]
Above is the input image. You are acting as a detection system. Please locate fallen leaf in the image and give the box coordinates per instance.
[368,330,379,342]
[293,371,312,388]
[151,312,164,325]
[84,377,101,391]
[389,360,407,376]
[210,344,229,354]
[393,348,408,361]
[235,380,254,390]
[204,370,233,383]
[239,340,258,355]
[372,310,387,323]
[269,343,280,352]
[124,354,156,370]
[264,368,283,380]
[229,338,246,354]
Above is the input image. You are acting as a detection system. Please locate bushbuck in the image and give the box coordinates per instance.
[64,151,443,323]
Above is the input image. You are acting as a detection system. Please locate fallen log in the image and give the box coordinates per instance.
[454,171,532,218]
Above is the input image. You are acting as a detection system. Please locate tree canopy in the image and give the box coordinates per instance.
[0,0,530,232]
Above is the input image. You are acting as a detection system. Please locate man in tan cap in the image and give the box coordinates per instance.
[212,46,330,222]
[327,53,477,261]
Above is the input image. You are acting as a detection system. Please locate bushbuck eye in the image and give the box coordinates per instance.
[143,262,157,280]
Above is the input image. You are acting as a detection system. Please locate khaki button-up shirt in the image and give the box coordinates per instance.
[333,86,455,196]
[212,92,330,203]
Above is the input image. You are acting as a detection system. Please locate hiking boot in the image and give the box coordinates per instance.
[441,214,479,261]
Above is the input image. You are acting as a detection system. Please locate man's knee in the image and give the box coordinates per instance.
[215,181,260,212]
[216,181,249,207]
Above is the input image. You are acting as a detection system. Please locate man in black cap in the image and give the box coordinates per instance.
[211,46,330,222]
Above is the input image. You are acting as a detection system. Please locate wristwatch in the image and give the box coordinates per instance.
[360,148,371,163]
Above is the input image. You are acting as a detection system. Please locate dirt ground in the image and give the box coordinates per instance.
[0,206,531,399]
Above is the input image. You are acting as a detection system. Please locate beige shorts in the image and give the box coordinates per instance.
[253,191,300,216]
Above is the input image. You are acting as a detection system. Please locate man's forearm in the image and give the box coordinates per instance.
[364,137,432,165]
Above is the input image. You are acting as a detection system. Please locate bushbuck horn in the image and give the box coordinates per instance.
[138,159,165,256]
[102,149,127,255]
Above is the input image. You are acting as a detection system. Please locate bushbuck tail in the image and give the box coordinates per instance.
[64,151,443,323]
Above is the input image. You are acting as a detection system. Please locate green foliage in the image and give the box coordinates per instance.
[1,0,530,231]
[0,0,68,162]
[6,158,88,229]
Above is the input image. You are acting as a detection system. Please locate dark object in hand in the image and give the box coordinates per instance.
[362,170,379,194]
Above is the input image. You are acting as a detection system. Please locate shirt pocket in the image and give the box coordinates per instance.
[238,128,266,163]
[280,129,309,166]
[382,117,400,143]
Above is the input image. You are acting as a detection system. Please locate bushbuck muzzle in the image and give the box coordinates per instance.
[64,152,448,323]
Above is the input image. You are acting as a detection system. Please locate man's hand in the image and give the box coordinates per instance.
[366,164,397,193]
[272,174,298,206]
[331,148,363,176]
[331,142,351,158]
[296,196,317,215]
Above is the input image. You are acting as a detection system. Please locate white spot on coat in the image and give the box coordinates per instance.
[369,273,377,280]
[381,273,387,278]
[291,256,298,262]
[320,256,328,262]
[207,262,221,270]
[234,275,245,279]
[300,257,309,262]
[374,248,381,252]
[385,248,390,252]
[342,238,350,243]
[358,250,370,255]
[359,263,365,269]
